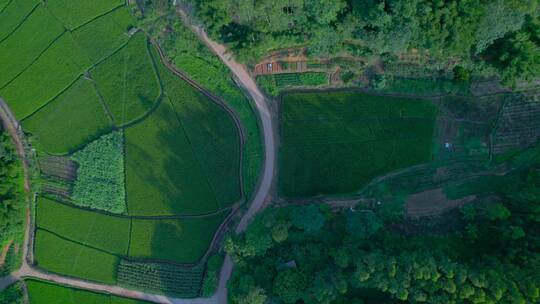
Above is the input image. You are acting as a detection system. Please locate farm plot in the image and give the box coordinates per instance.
[493,98,540,155]
[0,32,91,119]
[154,47,241,206]
[26,279,151,304]
[279,91,438,197]
[45,0,124,30]
[34,229,119,284]
[36,197,130,255]
[22,77,112,155]
[125,98,219,215]
[128,211,228,264]
[0,0,40,41]
[91,32,160,125]
[72,8,135,63]
[117,260,204,298]
[0,5,65,87]
[257,72,328,96]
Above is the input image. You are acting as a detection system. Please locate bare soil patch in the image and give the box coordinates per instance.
[406,188,474,218]
[0,240,13,266]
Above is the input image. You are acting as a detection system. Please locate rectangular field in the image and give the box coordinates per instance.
[0,5,65,87]
[0,0,40,41]
[34,229,118,284]
[36,197,130,255]
[45,0,124,29]
[22,77,112,154]
[279,91,438,197]
[128,211,228,264]
[26,279,151,303]
[1,32,91,119]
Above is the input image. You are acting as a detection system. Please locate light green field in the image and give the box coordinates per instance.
[125,98,219,215]
[72,8,134,63]
[45,0,124,30]
[34,229,118,284]
[91,32,160,125]
[36,197,130,255]
[1,32,91,119]
[26,280,150,304]
[0,0,40,41]
[22,77,112,154]
[128,211,228,264]
[0,5,65,87]
[279,91,438,197]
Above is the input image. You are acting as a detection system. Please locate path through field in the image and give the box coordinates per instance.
[0,8,276,303]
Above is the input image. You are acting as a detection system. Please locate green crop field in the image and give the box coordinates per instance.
[91,32,160,125]
[72,8,134,63]
[125,98,219,215]
[279,91,438,197]
[22,77,112,154]
[34,229,118,284]
[128,211,228,264]
[36,197,130,255]
[45,0,124,30]
[26,279,150,304]
[0,0,40,41]
[154,47,241,206]
[1,32,91,119]
[0,5,64,87]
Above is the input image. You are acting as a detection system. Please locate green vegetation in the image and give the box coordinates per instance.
[1,32,91,119]
[0,0,39,41]
[34,229,118,284]
[0,5,65,87]
[279,90,437,197]
[26,279,151,304]
[128,211,227,264]
[22,77,112,155]
[71,131,125,213]
[45,0,124,30]
[91,32,160,125]
[257,72,328,96]
[137,12,263,199]
[118,260,204,298]
[382,77,471,96]
[36,197,130,255]
[0,282,24,304]
[72,8,135,63]
[190,0,539,85]
[201,254,224,297]
[227,159,540,303]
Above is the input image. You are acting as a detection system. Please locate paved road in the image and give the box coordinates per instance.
[0,11,276,304]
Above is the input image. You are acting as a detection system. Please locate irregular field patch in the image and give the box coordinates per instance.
[0,0,40,41]
[72,8,135,63]
[36,197,130,255]
[91,32,160,125]
[154,47,241,206]
[26,279,150,304]
[22,77,112,154]
[45,0,124,30]
[124,97,218,215]
[0,5,65,87]
[1,32,91,119]
[34,229,118,284]
[279,91,438,197]
[128,211,228,264]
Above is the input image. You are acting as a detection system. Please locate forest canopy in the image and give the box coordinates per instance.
[188,0,540,84]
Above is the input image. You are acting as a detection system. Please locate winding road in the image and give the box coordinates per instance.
[0,8,275,304]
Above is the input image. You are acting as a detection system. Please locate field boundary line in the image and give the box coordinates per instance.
[85,72,117,128]
[0,1,41,44]
[0,0,13,14]
[35,228,120,258]
[69,4,126,32]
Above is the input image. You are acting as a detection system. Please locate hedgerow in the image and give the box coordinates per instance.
[22,77,112,155]
[0,5,64,88]
[71,131,126,214]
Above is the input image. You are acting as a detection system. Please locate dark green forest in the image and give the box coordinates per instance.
[225,159,540,303]
[0,131,24,236]
[186,0,540,85]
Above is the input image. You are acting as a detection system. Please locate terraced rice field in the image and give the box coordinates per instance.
[279,90,438,197]
[1,0,246,296]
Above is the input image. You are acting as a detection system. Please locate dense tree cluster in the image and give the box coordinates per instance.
[226,163,540,303]
[0,131,23,233]
[188,0,540,84]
